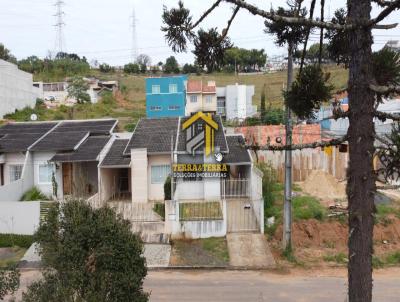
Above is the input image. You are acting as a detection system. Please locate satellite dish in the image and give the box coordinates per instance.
[30,114,38,121]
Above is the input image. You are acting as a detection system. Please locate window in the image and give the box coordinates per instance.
[168,105,180,111]
[190,95,198,103]
[205,95,213,103]
[150,106,162,111]
[169,84,178,93]
[9,165,23,182]
[39,163,54,184]
[152,85,161,94]
[151,165,170,184]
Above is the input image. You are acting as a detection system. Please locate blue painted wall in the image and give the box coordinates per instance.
[146,75,187,118]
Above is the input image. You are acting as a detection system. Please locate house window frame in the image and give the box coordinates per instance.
[151,85,161,94]
[150,106,162,111]
[205,95,213,103]
[38,163,55,184]
[190,95,198,103]
[151,164,171,184]
[9,164,23,182]
[169,84,178,93]
[168,105,180,111]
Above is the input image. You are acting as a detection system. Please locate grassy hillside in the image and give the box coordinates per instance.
[4,65,348,128]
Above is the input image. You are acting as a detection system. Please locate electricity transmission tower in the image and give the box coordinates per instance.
[54,0,66,56]
[130,4,138,63]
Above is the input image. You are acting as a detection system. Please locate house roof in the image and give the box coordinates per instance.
[50,136,110,162]
[222,135,251,164]
[0,122,57,152]
[101,139,131,167]
[30,119,117,152]
[176,115,228,153]
[123,118,178,155]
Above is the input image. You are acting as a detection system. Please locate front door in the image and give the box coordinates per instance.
[62,163,72,195]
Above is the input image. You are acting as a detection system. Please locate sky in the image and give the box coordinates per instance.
[1,0,400,66]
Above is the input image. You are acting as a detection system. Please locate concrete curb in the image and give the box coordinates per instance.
[148,265,277,271]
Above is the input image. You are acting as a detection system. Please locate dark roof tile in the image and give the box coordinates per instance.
[101,139,131,167]
[222,135,251,164]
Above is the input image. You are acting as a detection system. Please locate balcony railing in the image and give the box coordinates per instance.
[221,179,250,199]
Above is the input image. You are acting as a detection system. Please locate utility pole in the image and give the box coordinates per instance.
[54,0,65,55]
[130,4,138,63]
[283,41,294,250]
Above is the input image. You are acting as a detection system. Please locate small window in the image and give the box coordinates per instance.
[9,165,23,182]
[168,105,180,111]
[205,95,213,103]
[169,84,178,93]
[39,163,54,184]
[152,85,161,94]
[151,165,170,184]
[190,95,198,103]
[150,106,162,111]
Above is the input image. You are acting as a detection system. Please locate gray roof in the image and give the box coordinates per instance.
[222,135,251,164]
[30,119,117,152]
[50,136,110,162]
[0,122,57,152]
[101,139,131,167]
[176,115,228,153]
[123,118,178,155]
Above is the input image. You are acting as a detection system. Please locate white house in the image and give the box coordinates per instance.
[0,59,39,119]
[216,84,257,121]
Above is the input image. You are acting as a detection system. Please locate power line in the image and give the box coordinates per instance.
[54,0,66,55]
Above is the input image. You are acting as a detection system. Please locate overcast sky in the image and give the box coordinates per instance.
[1,0,400,66]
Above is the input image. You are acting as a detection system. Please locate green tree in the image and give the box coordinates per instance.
[22,200,148,302]
[67,76,90,104]
[0,43,17,63]
[99,63,114,73]
[164,56,180,73]
[124,63,140,74]
[18,56,44,74]
[0,266,20,300]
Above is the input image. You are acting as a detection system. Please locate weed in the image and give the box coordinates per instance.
[293,195,326,221]
[323,252,348,264]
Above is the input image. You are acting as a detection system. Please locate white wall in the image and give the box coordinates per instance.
[131,148,148,203]
[3,153,26,185]
[148,154,171,201]
[0,201,41,235]
[0,59,38,118]
[99,168,119,202]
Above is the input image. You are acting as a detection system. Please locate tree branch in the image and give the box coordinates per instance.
[376,184,400,190]
[300,0,317,74]
[369,0,400,27]
[192,0,222,29]
[373,0,395,7]
[319,110,350,121]
[369,84,400,94]
[375,110,400,121]
[220,6,240,40]
[245,135,348,151]
[222,0,397,30]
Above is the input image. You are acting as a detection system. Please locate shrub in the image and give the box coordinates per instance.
[20,187,49,201]
[0,234,34,248]
[164,176,171,200]
[124,123,136,132]
[386,251,400,265]
[293,195,326,221]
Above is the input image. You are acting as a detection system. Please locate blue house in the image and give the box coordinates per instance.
[146,75,187,118]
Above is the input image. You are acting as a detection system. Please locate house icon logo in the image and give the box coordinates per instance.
[182,112,218,156]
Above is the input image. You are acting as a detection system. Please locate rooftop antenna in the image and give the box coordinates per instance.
[54,0,66,56]
[130,3,139,63]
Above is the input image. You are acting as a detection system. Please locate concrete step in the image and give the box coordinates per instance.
[141,233,170,244]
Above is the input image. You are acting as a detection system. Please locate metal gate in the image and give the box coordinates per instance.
[226,199,262,233]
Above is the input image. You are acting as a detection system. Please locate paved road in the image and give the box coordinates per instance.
[144,270,400,302]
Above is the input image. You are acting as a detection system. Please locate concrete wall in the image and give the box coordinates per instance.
[0,59,38,118]
[131,148,148,203]
[186,93,217,115]
[0,151,34,202]
[99,168,119,202]
[148,154,171,201]
[0,201,41,235]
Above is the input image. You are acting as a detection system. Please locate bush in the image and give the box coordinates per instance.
[124,123,136,132]
[20,187,49,201]
[293,195,326,221]
[0,234,34,248]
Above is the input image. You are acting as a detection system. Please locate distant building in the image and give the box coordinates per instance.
[145,75,187,118]
[0,59,39,119]
[216,84,257,121]
[385,40,400,52]
[33,78,118,106]
[185,80,217,116]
